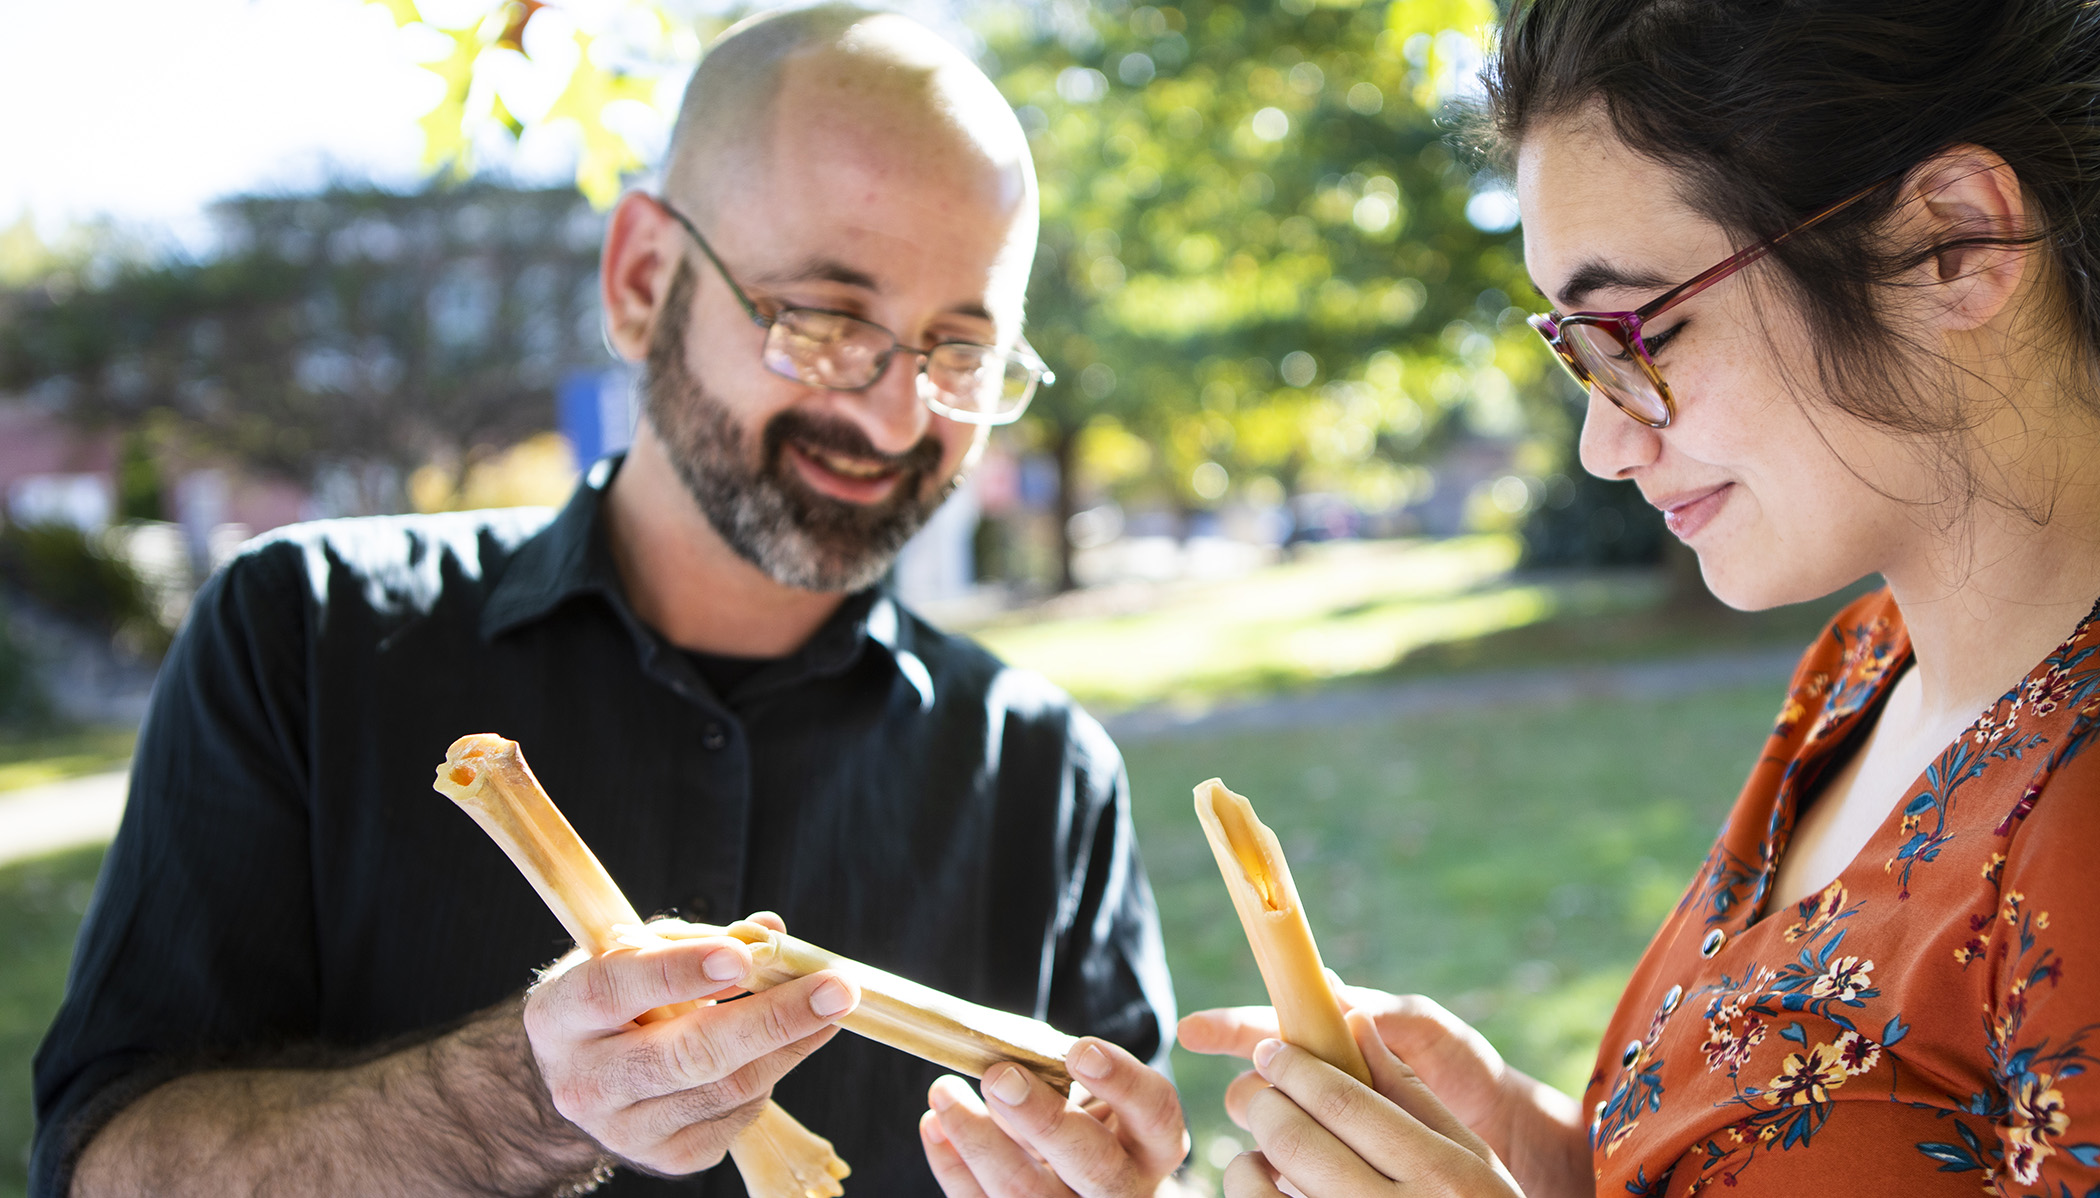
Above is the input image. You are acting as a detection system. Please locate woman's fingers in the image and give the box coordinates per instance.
[1178,1006,1282,1059]
[928,1074,1062,1196]
[921,1108,996,1198]
[1251,1033,1523,1198]
[1247,1039,1416,1189]
[1223,1068,1269,1131]
[1349,1011,1489,1155]
[1221,1150,1291,1198]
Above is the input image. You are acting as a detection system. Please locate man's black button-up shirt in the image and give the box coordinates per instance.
[32,457,1175,1196]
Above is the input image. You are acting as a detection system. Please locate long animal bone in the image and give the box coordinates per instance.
[435,734,1084,1194]
[433,733,849,1198]
[1195,778,1371,1085]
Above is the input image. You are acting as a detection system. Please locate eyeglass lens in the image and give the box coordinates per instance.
[1559,321,1671,426]
[762,309,1037,419]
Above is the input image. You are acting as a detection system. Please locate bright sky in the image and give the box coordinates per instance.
[0,0,966,249]
[0,0,461,242]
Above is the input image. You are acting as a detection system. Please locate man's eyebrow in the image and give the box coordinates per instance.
[745,259,996,324]
[1553,259,1678,310]
[753,257,881,291]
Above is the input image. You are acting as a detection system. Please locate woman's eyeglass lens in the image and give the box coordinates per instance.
[1528,312,1674,427]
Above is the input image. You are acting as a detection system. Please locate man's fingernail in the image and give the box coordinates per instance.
[810,978,853,1017]
[1254,1039,1282,1071]
[987,1064,1030,1106]
[703,950,745,981]
[1073,1043,1112,1079]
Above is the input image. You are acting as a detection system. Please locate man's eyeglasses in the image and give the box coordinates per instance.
[653,196,1052,426]
[1527,181,1888,428]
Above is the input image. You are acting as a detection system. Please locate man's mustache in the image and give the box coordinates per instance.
[763,408,944,478]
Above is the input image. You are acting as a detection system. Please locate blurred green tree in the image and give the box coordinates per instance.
[362,0,1592,586]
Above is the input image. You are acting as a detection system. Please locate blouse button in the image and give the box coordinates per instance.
[1700,928,1727,958]
[1661,984,1683,1013]
[701,722,729,751]
[1621,1040,1643,1069]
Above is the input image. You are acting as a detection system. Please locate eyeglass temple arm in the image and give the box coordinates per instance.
[652,196,772,331]
[1632,180,1891,324]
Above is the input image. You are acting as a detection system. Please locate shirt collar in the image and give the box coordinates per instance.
[480,454,925,703]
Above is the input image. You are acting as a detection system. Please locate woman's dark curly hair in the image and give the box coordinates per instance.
[1478,0,2100,484]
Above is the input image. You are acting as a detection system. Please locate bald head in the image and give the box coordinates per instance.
[662,4,1035,228]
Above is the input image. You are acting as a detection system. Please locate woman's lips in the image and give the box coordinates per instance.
[785,442,904,504]
[1658,483,1733,541]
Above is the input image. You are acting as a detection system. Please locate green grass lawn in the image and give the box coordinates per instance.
[0,729,133,795]
[0,845,102,1198]
[1122,682,1778,1188]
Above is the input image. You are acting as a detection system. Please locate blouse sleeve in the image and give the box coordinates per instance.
[1988,730,2100,1196]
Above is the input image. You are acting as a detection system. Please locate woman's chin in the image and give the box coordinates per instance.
[1697,549,1870,613]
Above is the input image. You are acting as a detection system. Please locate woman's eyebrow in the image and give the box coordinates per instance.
[1554,258,1677,309]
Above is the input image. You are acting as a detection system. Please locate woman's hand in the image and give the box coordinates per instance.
[1224,1011,1523,1197]
[918,1037,1190,1197]
[1178,984,1590,1198]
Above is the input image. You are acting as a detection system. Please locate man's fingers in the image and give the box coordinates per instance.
[921,1111,995,1198]
[927,1075,1062,1197]
[534,938,755,1032]
[639,972,858,1088]
[633,1022,843,1137]
[1177,1006,1281,1059]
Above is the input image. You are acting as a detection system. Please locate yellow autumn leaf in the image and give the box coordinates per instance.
[366,0,423,28]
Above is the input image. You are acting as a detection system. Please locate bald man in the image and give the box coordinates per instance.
[31,7,1183,1197]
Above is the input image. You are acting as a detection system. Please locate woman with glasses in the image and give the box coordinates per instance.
[1180,1,2100,1194]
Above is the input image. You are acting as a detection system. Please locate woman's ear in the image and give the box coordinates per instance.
[1896,144,2033,332]
[599,192,681,362]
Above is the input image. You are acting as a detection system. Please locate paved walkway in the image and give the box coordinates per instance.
[0,646,1806,867]
[0,768,129,867]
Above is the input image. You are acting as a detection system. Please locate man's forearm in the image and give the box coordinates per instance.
[70,998,613,1198]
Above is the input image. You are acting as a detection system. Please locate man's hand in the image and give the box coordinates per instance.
[523,913,860,1176]
[917,1038,1190,1198]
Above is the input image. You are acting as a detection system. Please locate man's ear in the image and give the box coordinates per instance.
[600,192,680,362]
[1896,144,2033,333]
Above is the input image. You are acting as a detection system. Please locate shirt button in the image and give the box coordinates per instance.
[701,722,728,751]
[1662,984,1683,1013]
[1621,1040,1643,1068]
[1700,928,1727,958]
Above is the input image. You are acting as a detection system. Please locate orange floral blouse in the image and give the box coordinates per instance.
[1587,589,2100,1196]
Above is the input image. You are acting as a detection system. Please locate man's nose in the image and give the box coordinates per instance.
[1576,386,1662,481]
[850,349,935,455]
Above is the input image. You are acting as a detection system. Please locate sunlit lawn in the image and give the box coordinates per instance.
[968,536,1837,713]
[0,679,1784,1197]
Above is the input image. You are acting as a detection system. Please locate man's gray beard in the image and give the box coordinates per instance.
[641,266,957,593]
